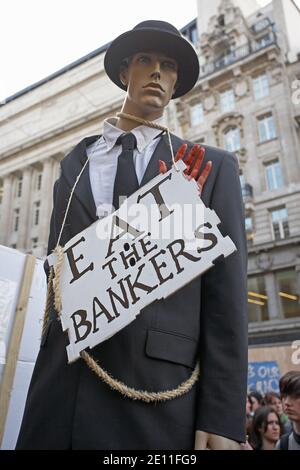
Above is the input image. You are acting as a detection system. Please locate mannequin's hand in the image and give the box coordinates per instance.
[159,144,212,196]
[194,431,240,450]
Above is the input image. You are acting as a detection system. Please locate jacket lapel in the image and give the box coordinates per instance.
[61,136,99,222]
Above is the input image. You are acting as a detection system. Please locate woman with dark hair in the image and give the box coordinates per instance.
[264,391,291,434]
[249,391,264,413]
[249,406,282,450]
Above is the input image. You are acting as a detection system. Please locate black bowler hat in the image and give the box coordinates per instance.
[104,20,199,99]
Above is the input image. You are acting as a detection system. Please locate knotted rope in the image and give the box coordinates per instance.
[42,113,200,402]
[116,112,180,172]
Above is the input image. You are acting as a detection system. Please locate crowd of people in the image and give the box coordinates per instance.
[241,370,300,450]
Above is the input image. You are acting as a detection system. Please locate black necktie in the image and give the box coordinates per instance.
[113,132,139,211]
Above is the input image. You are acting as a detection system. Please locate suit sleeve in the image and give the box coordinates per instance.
[195,153,248,443]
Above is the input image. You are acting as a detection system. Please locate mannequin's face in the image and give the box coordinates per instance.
[120,51,178,118]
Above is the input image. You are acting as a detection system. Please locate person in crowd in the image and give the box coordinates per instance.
[249,406,281,451]
[246,394,254,436]
[249,391,264,413]
[276,371,300,450]
[264,391,291,434]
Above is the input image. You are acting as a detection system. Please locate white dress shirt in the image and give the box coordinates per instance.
[87,117,163,218]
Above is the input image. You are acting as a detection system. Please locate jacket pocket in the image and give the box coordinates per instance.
[145,329,198,369]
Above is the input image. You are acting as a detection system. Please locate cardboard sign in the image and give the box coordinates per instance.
[0,246,46,449]
[48,161,236,363]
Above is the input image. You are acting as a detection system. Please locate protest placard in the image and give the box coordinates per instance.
[48,161,236,363]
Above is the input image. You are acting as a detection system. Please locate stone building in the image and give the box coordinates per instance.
[193,0,300,349]
[0,0,300,349]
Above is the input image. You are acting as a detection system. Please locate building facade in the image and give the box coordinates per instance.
[193,0,300,348]
[0,0,300,349]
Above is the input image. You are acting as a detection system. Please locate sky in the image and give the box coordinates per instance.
[0,0,198,102]
[0,0,298,102]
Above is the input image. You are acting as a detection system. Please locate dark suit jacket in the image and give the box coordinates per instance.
[16,133,248,450]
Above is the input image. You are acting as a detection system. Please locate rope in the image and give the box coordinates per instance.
[81,350,200,403]
[49,246,200,402]
[53,245,64,314]
[116,112,166,131]
[116,112,179,171]
[56,157,90,248]
[41,267,54,337]
[45,112,199,402]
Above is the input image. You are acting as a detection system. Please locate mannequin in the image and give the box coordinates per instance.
[16,21,247,450]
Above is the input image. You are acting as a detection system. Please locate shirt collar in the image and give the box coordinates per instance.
[103,116,165,153]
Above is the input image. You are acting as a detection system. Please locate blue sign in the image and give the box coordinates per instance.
[248,361,281,394]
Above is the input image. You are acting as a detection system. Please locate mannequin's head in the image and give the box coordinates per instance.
[119,51,178,119]
[104,20,199,118]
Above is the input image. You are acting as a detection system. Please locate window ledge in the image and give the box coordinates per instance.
[249,317,300,333]
[257,137,278,146]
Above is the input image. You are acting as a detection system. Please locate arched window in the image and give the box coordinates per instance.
[223,127,241,152]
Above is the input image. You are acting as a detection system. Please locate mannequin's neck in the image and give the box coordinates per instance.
[116,101,164,131]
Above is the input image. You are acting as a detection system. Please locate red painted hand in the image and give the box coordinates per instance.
[159,144,212,196]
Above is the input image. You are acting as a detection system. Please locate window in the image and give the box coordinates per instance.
[31,237,39,249]
[265,161,284,191]
[252,18,271,33]
[36,172,42,191]
[245,216,254,244]
[256,33,272,48]
[16,176,23,198]
[190,103,204,126]
[220,89,235,113]
[258,113,276,143]
[242,185,254,201]
[224,127,241,152]
[182,23,198,46]
[245,216,253,232]
[218,15,225,27]
[33,201,40,226]
[13,208,20,232]
[271,207,289,240]
[276,270,300,319]
[253,74,269,100]
[248,276,269,323]
[190,26,198,45]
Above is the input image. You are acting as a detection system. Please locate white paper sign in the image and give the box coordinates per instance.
[0,277,17,365]
[48,161,236,363]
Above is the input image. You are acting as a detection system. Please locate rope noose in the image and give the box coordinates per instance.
[42,113,200,402]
